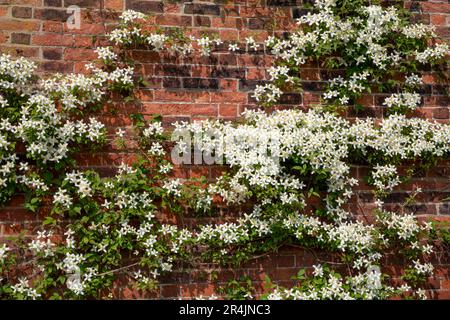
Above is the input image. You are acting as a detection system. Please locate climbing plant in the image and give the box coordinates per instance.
[0,1,449,300]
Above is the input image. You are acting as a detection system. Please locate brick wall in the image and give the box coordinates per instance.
[0,0,449,299]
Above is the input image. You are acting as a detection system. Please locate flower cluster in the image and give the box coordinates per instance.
[176,109,449,211]
[371,165,401,193]
[172,108,448,298]
[0,32,136,204]
[1,4,449,301]
[0,244,9,263]
[383,93,421,113]
[256,0,448,111]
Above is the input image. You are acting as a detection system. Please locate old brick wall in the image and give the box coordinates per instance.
[0,0,449,299]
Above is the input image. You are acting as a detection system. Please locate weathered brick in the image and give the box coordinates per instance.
[183,78,219,90]
[155,14,192,27]
[44,0,62,6]
[267,0,301,6]
[408,1,422,13]
[438,203,449,215]
[211,67,246,79]
[42,21,64,32]
[0,7,7,18]
[1,0,449,301]
[64,0,99,7]
[184,3,220,16]
[433,107,449,119]
[248,18,272,30]
[194,16,210,27]
[430,14,446,26]
[63,48,97,60]
[39,61,73,73]
[433,85,448,95]
[302,81,326,91]
[421,2,450,14]
[11,33,31,45]
[155,64,190,77]
[33,34,73,46]
[125,0,163,13]
[239,79,267,91]
[210,92,246,103]
[34,8,71,21]
[160,284,180,298]
[162,77,182,89]
[218,104,238,117]
[278,93,302,105]
[0,20,40,31]
[104,0,123,10]
[42,47,62,60]
[12,6,32,18]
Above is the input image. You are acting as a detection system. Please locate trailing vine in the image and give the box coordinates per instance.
[0,2,449,300]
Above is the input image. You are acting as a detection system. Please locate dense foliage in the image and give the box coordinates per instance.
[0,1,449,300]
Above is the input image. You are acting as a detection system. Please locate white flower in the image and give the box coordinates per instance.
[197,36,213,56]
[143,122,164,138]
[116,128,125,138]
[371,164,400,192]
[0,94,7,108]
[162,179,182,197]
[313,264,324,277]
[405,74,422,87]
[158,163,173,174]
[119,9,146,24]
[245,37,259,50]
[416,288,427,300]
[11,278,40,299]
[339,95,349,105]
[416,43,449,63]
[228,43,239,52]
[383,93,421,111]
[402,24,435,39]
[0,243,10,262]
[95,47,117,61]
[65,171,92,198]
[148,142,165,156]
[53,188,73,208]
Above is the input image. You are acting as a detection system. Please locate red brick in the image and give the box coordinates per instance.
[164,3,181,14]
[247,67,266,80]
[210,92,247,103]
[64,48,97,61]
[42,21,64,32]
[154,91,210,103]
[219,29,239,41]
[212,17,243,29]
[219,79,238,91]
[32,34,73,46]
[0,7,8,17]
[0,20,40,31]
[0,45,39,58]
[218,104,238,117]
[421,3,450,14]
[64,23,106,35]
[155,14,192,27]
[160,284,180,298]
[430,14,446,25]
[104,0,123,10]
[11,33,31,45]
[433,107,449,119]
[12,6,33,19]
[1,0,449,301]
[181,284,218,298]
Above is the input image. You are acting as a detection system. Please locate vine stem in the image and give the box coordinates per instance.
[285,243,348,266]
[96,261,141,277]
